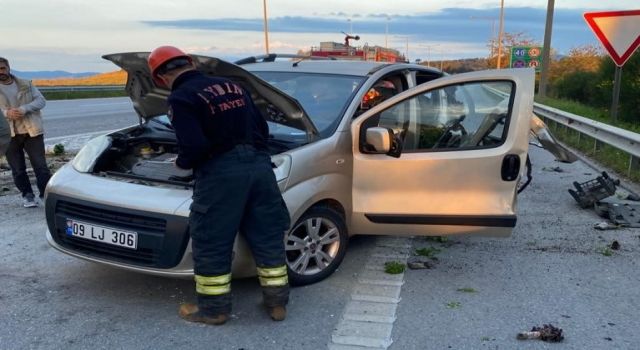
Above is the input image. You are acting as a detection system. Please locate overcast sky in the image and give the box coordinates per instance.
[1,0,637,72]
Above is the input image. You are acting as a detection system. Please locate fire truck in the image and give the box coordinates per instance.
[309,34,406,62]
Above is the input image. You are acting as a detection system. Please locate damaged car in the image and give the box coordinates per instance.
[45,53,574,285]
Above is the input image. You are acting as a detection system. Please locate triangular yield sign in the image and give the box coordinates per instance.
[584,10,640,66]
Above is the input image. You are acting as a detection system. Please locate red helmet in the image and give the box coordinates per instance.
[148,46,191,87]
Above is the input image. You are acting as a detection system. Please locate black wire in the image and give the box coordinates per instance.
[517,154,532,194]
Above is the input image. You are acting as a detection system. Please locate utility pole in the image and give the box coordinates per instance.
[420,44,441,69]
[385,17,390,49]
[405,37,409,62]
[497,0,505,69]
[263,0,270,54]
[538,0,555,97]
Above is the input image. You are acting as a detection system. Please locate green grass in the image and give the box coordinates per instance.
[446,301,462,309]
[425,236,448,243]
[415,246,441,258]
[52,144,65,155]
[42,90,127,100]
[598,247,613,257]
[535,96,640,183]
[384,261,406,274]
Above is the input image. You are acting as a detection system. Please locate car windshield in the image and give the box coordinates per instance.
[252,71,364,139]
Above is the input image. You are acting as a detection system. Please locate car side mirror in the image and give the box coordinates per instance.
[365,127,392,153]
[364,127,403,158]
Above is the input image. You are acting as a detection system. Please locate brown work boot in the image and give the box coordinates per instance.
[267,305,287,321]
[178,303,228,325]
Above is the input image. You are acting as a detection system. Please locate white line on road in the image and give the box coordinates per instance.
[328,236,412,350]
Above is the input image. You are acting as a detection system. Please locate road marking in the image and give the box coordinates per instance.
[328,236,412,350]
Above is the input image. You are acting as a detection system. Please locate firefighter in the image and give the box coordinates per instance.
[148,46,291,325]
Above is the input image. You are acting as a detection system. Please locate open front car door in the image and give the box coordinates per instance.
[350,68,535,237]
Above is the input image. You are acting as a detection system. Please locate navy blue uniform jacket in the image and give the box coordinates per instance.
[167,70,269,169]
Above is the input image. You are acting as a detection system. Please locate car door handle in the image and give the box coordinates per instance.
[501,154,521,182]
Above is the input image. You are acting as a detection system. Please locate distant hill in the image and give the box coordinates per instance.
[34,70,127,86]
[13,70,99,80]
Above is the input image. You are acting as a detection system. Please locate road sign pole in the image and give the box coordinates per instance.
[496,0,505,69]
[538,0,555,97]
[610,65,622,121]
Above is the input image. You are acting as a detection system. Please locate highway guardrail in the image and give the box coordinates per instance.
[534,103,640,176]
[38,85,125,92]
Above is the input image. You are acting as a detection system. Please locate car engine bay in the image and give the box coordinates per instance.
[90,120,296,187]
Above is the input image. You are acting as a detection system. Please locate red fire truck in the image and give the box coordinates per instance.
[309,34,406,62]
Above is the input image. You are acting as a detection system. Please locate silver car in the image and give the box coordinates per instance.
[45,53,573,285]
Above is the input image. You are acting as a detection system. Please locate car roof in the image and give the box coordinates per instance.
[241,60,436,77]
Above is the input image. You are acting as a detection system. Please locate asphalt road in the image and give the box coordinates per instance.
[42,97,137,139]
[1,97,639,349]
[1,146,639,349]
[392,146,640,349]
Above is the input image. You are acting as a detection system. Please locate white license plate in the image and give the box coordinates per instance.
[65,219,138,249]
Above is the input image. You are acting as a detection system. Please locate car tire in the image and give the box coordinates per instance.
[285,206,348,286]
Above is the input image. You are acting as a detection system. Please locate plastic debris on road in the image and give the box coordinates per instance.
[568,171,619,209]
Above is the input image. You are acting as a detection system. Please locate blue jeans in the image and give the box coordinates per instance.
[6,134,51,198]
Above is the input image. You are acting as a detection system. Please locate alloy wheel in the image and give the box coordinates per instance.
[285,216,341,276]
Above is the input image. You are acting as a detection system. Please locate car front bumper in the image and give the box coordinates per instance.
[44,164,257,278]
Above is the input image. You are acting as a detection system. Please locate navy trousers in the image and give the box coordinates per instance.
[189,145,290,313]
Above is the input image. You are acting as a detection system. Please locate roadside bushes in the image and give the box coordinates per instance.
[551,53,640,123]
[554,70,600,104]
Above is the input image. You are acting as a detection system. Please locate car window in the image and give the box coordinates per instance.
[252,71,363,138]
[363,81,514,152]
[355,75,406,118]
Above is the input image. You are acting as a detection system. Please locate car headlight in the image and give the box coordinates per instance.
[271,154,292,182]
[71,135,112,173]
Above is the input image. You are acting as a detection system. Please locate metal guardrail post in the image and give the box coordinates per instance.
[630,155,640,177]
[594,139,603,154]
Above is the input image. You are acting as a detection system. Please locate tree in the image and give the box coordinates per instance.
[486,31,539,69]
[549,44,605,84]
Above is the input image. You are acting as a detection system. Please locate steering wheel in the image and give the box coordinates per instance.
[432,115,467,149]
[467,112,507,146]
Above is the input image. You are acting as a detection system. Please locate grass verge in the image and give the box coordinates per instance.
[42,90,127,100]
[384,261,406,274]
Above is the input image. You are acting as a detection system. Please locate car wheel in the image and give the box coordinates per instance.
[285,206,348,286]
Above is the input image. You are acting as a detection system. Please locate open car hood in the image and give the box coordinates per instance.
[530,113,578,163]
[102,52,319,140]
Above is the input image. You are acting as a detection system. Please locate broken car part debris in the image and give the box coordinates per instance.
[593,222,620,231]
[542,166,564,173]
[407,260,434,270]
[517,324,564,342]
[595,198,640,228]
[568,172,619,209]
